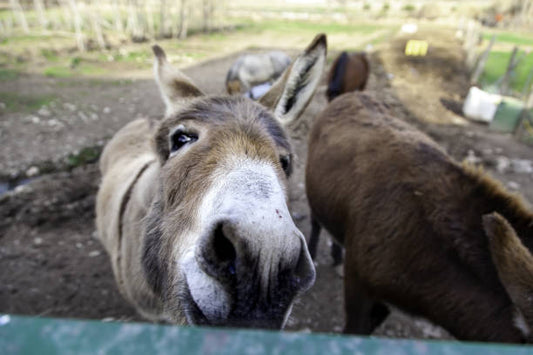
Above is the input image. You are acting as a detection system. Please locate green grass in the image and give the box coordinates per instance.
[0,68,20,80]
[43,66,73,78]
[481,50,533,93]
[0,33,72,46]
[66,146,101,168]
[483,31,533,47]
[227,5,329,14]
[107,50,152,63]
[0,16,390,80]
[232,19,386,36]
[0,92,56,112]
[40,49,60,62]
[43,59,106,78]
[367,27,398,48]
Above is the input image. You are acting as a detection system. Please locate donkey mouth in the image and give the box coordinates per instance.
[180,281,210,326]
[180,276,289,329]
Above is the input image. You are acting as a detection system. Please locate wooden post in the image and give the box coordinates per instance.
[514,69,533,138]
[471,35,495,84]
[522,67,533,98]
[464,20,479,70]
[88,0,106,50]
[9,0,29,33]
[178,0,188,39]
[67,0,86,52]
[159,0,166,37]
[33,0,48,30]
[112,0,123,32]
[145,1,155,39]
[500,46,519,96]
[202,0,210,33]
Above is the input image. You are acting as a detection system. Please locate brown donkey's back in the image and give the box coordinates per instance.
[305,92,533,342]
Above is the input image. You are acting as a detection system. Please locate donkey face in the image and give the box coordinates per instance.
[143,35,326,328]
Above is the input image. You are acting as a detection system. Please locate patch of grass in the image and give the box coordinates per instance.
[66,146,101,168]
[240,19,385,36]
[228,5,329,15]
[0,34,60,44]
[70,57,82,68]
[402,4,416,12]
[43,65,73,78]
[0,68,19,80]
[481,50,533,93]
[368,28,398,47]
[0,92,56,112]
[44,59,106,78]
[483,31,533,47]
[40,49,59,62]
[111,50,152,63]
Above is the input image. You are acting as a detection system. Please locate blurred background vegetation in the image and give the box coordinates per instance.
[0,0,531,98]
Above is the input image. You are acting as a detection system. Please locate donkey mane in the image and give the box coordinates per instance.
[462,163,533,218]
[461,163,533,249]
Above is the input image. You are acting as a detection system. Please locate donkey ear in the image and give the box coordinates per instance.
[483,212,533,334]
[152,45,204,115]
[259,33,327,125]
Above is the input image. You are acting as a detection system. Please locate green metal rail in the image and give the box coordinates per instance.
[0,314,531,354]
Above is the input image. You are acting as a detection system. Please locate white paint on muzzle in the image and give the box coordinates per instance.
[179,157,311,324]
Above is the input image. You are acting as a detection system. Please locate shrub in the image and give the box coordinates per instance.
[402,4,416,12]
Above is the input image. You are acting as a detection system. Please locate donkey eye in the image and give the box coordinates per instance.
[170,131,197,153]
[280,154,291,176]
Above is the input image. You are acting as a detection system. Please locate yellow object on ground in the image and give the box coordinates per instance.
[405,40,429,56]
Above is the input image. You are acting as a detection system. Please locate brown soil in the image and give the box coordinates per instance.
[1,27,532,339]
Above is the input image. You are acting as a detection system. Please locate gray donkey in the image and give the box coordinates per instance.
[226,51,291,96]
[96,34,327,328]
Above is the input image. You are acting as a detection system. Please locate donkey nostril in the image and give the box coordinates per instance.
[213,223,237,274]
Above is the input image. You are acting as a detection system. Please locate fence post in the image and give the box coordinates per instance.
[514,70,533,138]
[464,20,480,70]
[9,0,29,33]
[471,35,495,85]
[500,46,519,96]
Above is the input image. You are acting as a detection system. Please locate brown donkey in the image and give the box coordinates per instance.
[305,92,533,342]
[96,34,327,328]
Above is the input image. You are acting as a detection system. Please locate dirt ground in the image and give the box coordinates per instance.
[1,27,533,339]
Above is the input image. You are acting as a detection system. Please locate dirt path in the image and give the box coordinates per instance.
[1,27,533,339]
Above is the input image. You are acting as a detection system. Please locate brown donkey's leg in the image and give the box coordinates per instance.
[344,253,389,335]
[308,215,321,261]
[309,215,344,266]
[331,241,344,266]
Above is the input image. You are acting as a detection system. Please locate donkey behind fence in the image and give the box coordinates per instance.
[96,34,327,328]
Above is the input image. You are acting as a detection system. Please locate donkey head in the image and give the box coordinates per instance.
[484,212,533,340]
[143,34,326,328]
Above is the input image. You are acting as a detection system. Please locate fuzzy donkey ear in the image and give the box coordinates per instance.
[259,33,327,126]
[152,45,204,116]
[483,212,533,338]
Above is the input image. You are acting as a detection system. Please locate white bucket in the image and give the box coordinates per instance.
[463,86,501,123]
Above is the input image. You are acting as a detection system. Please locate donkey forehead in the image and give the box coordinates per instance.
[161,96,291,151]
